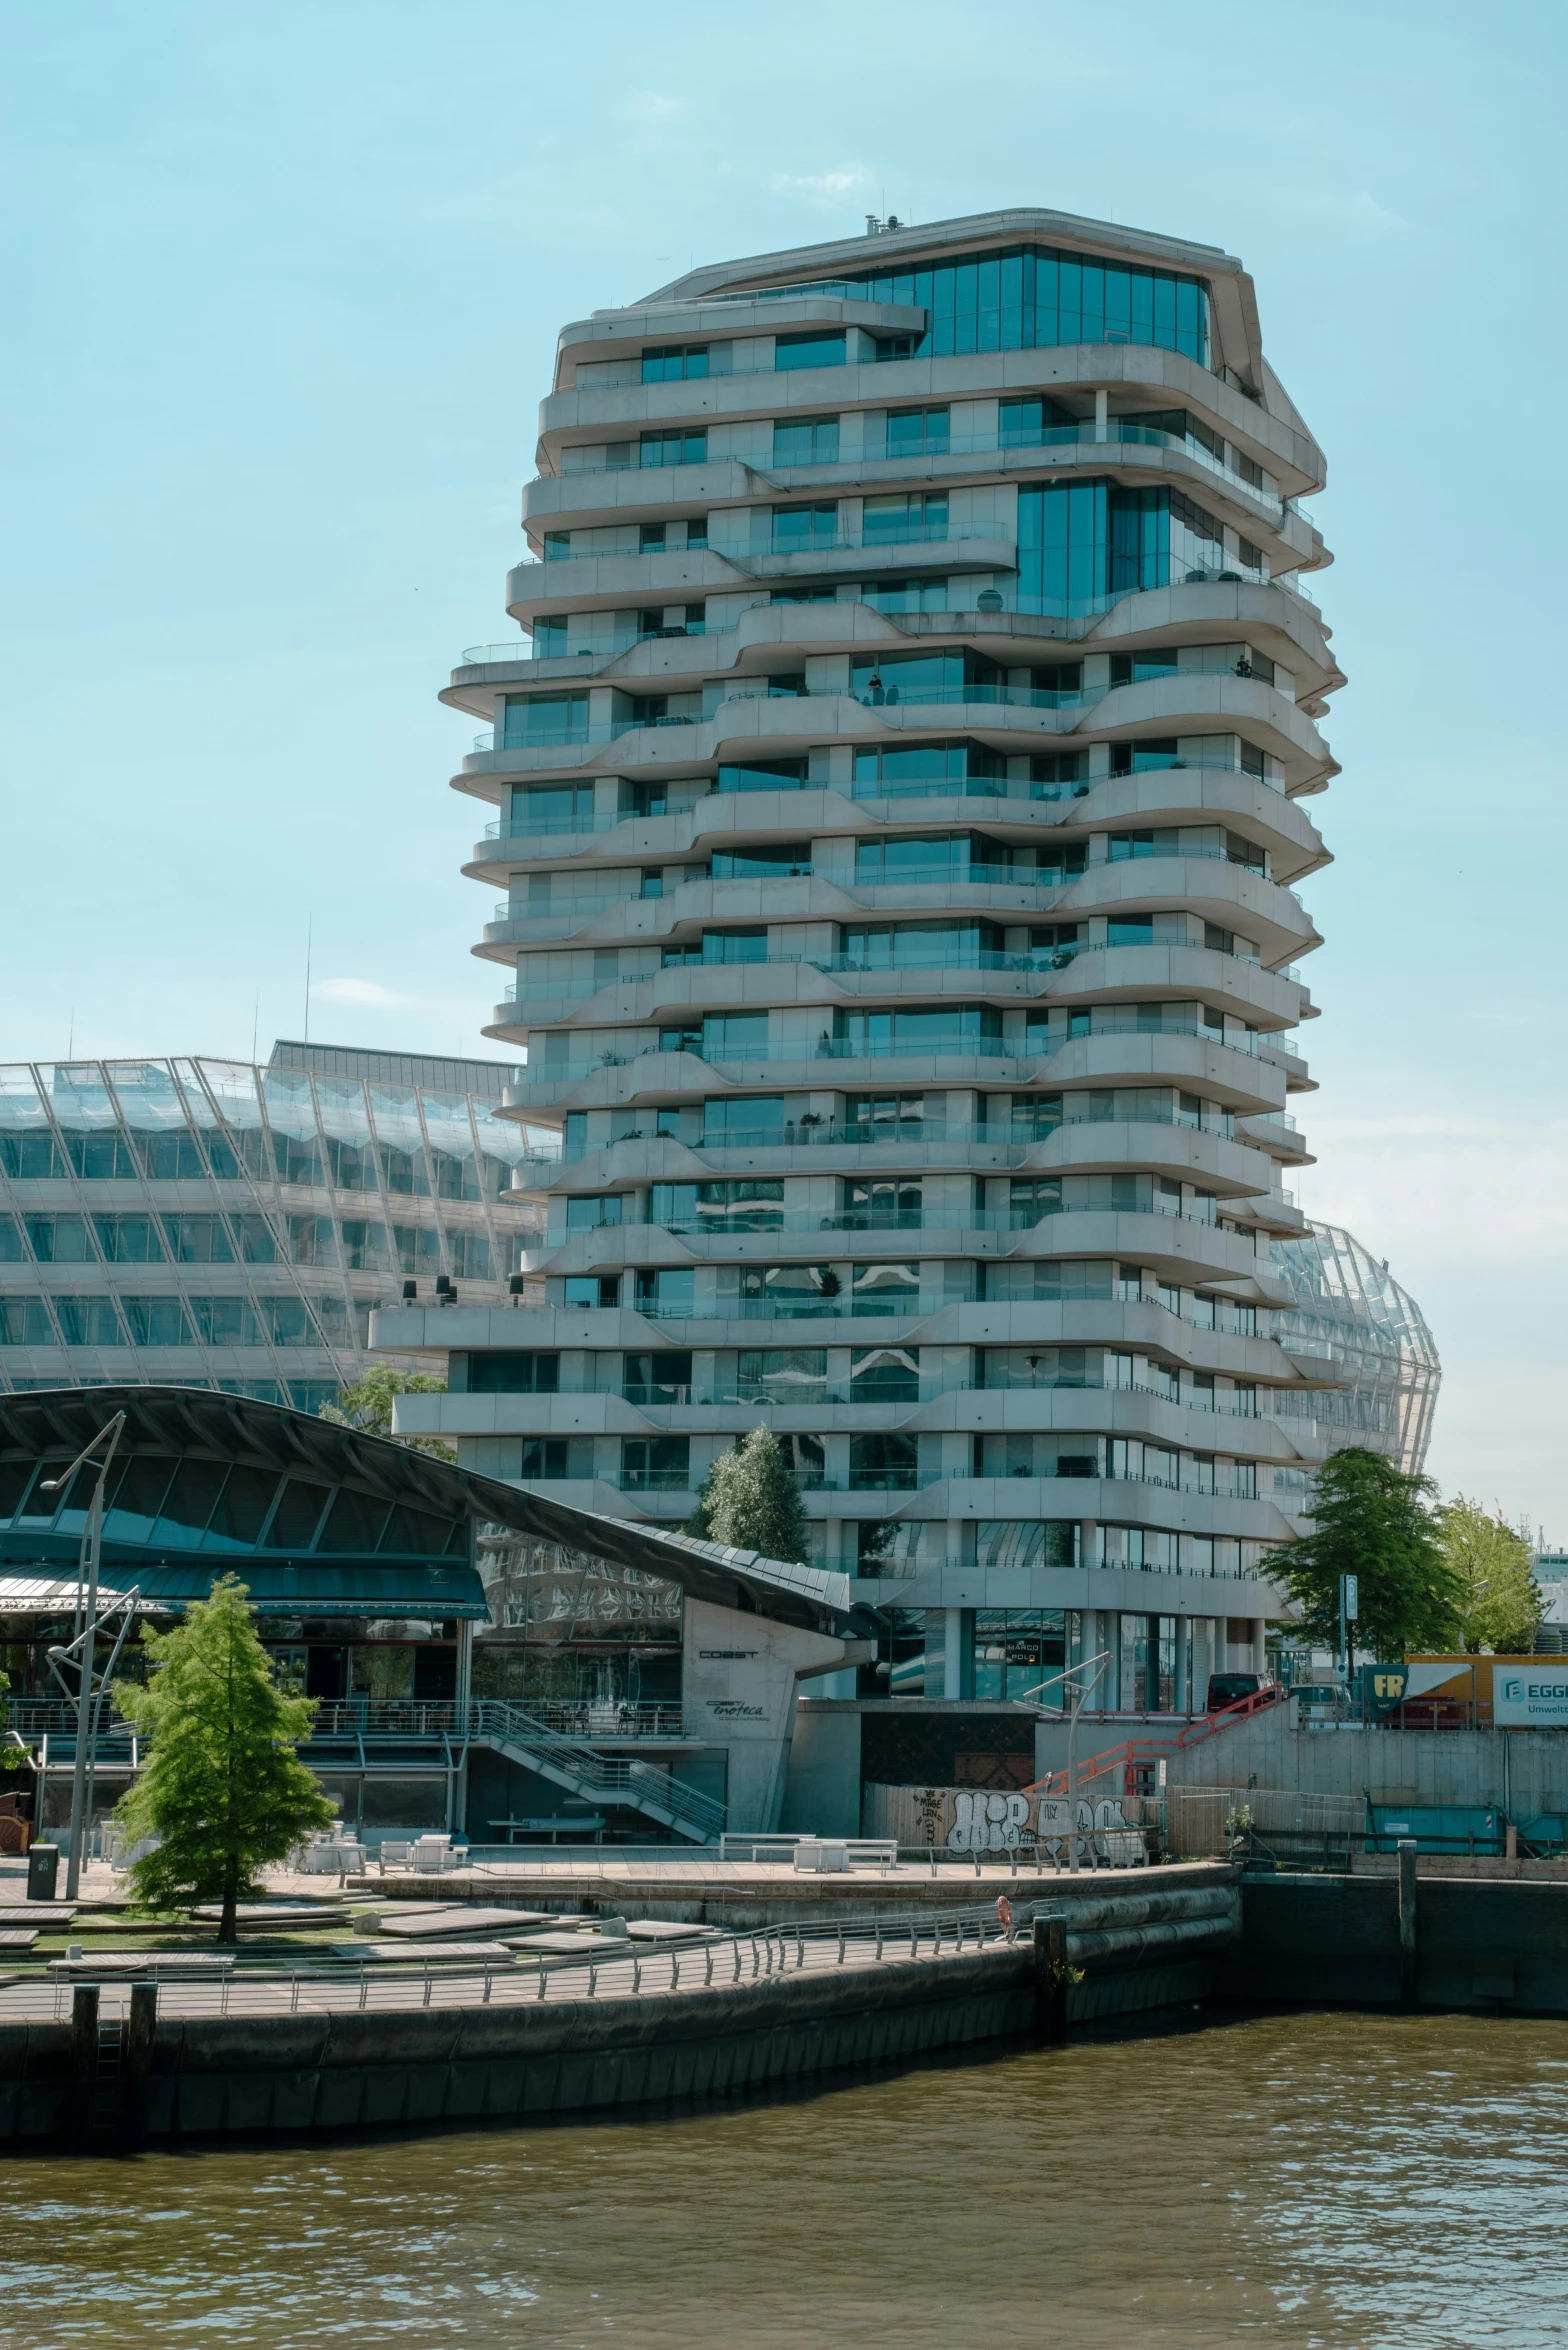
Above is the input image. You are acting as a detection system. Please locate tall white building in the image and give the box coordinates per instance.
[377,208,1437,1741]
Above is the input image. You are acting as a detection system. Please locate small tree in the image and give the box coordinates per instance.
[321,1366,454,1459]
[695,1425,810,1564]
[0,1667,26,1789]
[113,1575,335,1942]
[1435,1495,1542,1653]
[1271,1446,1465,1664]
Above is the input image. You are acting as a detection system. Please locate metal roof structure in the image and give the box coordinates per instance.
[0,1389,866,1635]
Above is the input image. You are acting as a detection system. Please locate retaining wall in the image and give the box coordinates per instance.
[0,1876,1239,2144]
[1230,1870,1568,2012]
[1168,1715,1568,1809]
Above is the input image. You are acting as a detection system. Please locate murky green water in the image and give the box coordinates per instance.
[1,2009,1565,2347]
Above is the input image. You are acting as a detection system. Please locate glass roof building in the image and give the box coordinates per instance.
[0,1043,545,1411]
[1269,1221,1440,1486]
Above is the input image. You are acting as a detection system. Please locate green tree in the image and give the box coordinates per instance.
[0,1667,25,1783]
[687,1426,809,1564]
[321,1366,454,1459]
[1435,1495,1542,1654]
[1271,1446,1465,1663]
[112,1575,335,1942]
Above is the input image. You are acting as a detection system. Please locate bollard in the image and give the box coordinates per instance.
[1397,1839,1419,2010]
[122,1981,157,2150]
[1033,1915,1068,2044]
[69,1983,99,2142]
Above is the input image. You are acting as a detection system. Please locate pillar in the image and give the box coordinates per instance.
[944,1608,964,1703]
[1094,387,1109,441]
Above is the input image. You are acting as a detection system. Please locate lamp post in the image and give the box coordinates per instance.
[1020,1647,1110,1875]
[40,1412,125,1900]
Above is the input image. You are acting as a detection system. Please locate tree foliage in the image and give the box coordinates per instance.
[1271,1446,1464,1662]
[321,1366,455,1459]
[0,1667,23,1778]
[113,1576,335,1941]
[685,1426,810,1564]
[1434,1495,1542,1654]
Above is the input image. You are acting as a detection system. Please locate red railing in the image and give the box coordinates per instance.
[1026,1684,1282,1799]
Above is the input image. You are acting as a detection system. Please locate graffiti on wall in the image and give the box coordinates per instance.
[865,1783,1144,1863]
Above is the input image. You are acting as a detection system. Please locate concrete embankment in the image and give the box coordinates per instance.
[0,1875,1239,2144]
[365,1858,1225,1930]
[1229,1867,1568,2012]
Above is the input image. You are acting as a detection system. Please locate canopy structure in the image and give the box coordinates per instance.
[0,1389,873,1636]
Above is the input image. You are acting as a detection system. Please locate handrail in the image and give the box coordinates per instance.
[1026,1683,1283,1797]
[470,1697,726,1837]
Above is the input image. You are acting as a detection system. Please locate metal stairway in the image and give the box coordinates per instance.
[468,1699,725,1843]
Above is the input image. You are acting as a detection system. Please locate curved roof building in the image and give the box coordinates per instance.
[0,1043,544,1410]
[1270,1221,1440,1485]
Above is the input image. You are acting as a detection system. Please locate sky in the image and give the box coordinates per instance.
[2,0,1565,1526]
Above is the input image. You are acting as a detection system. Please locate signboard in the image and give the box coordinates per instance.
[1361,1665,1408,1718]
[1340,1574,1359,1623]
[1491,1666,1568,1727]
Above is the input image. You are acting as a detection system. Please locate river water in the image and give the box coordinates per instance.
[1,2007,1565,2348]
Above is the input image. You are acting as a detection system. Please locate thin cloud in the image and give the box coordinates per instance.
[621,92,684,124]
[771,166,875,208]
[1279,188,1405,232]
[316,977,413,1010]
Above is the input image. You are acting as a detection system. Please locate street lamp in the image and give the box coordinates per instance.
[39,1411,125,1899]
[1019,1648,1111,1874]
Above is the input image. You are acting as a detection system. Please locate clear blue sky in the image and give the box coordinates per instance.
[3,0,1564,1526]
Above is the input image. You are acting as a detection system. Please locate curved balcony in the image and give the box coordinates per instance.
[538,339,1327,501]
[527,420,1291,524]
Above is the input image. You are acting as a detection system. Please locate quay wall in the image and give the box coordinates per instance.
[364,1859,1229,1930]
[0,1945,1217,2146]
[1230,1870,1568,2011]
[0,1879,1238,2145]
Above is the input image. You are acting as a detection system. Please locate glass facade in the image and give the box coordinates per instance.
[743,244,1209,365]
[1270,1223,1441,1479]
[0,1047,545,1405]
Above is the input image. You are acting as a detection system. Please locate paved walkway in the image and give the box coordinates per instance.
[0,1909,1020,2025]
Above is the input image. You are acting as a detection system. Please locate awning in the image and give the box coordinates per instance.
[125,1562,490,1620]
[0,1576,145,1615]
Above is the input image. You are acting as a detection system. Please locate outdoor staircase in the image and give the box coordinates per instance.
[468,1699,726,1843]
[1028,1686,1283,1801]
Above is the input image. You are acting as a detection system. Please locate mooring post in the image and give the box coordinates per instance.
[68,1983,99,2143]
[1397,1838,1418,2010]
[122,1981,157,2150]
[1033,1915,1067,2043]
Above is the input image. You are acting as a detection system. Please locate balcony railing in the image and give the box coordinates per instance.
[506,1021,1269,1088]
[544,423,1285,518]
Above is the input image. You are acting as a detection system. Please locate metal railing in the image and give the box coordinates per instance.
[13,1900,1045,2024]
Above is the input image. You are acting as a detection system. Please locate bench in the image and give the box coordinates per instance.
[487,1817,607,1845]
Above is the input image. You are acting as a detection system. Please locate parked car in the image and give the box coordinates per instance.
[1206,1671,1276,1712]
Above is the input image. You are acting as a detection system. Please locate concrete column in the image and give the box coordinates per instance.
[1252,1619,1267,1676]
[944,1608,964,1703]
[1094,387,1109,441]
[1174,1620,1189,1714]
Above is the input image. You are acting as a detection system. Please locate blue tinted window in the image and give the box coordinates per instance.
[773,415,839,464]
[775,332,845,370]
[762,244,1207,365]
